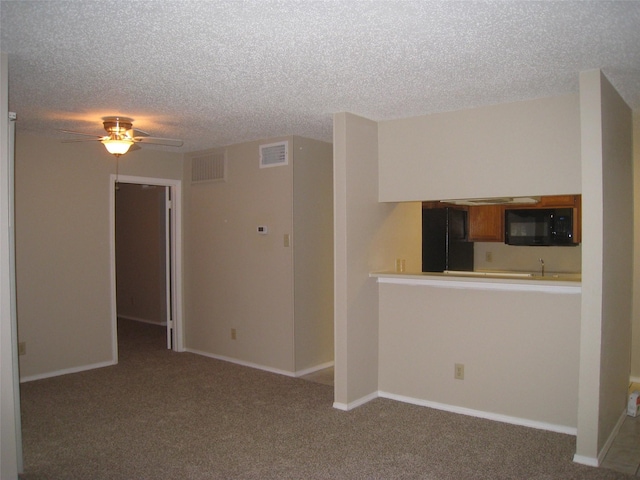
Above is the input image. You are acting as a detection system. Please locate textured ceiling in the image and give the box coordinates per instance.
[1,1,639,153]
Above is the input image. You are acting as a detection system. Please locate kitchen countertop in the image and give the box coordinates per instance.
[371,270,581,294]
[443,269,581,281]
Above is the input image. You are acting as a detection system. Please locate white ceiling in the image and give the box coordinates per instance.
[1,1,639,153]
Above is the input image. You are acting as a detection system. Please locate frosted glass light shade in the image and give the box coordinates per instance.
[102,138,134,155]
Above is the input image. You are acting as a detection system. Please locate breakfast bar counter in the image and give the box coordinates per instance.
[373,268,581,433]
[371,270,581,294]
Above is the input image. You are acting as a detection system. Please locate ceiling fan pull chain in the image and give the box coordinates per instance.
[115,154,120,188]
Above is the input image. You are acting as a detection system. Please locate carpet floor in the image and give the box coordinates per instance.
[18,319,634,479]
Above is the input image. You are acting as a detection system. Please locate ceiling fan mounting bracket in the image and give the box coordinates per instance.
[102,116,134,137]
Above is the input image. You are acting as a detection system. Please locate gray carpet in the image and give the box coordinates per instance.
[18,319,633,479]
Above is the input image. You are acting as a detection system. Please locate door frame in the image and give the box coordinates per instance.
[109,174,184,360]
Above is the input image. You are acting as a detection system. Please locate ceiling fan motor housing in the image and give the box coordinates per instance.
[102,116,133,138]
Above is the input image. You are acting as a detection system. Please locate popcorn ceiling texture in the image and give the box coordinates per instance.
[1,0,639,152]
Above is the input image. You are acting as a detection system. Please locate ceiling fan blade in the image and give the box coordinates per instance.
[59,129,103,138]
[133,136,183,147]
[128,144,142,152]
[61,138,102,143]
[127,128,150,138]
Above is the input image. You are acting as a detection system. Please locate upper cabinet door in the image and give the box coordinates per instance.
[467,205,504,242]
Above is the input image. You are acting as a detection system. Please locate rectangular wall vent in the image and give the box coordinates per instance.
[192,152,226,184]
[260,141,288,168]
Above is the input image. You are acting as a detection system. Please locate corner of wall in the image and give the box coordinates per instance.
[333,112,382,405]
[632,111,640,380]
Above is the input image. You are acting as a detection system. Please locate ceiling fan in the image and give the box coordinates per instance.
[61,116,183,157]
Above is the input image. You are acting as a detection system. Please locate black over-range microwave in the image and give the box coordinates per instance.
[504,208,577,246]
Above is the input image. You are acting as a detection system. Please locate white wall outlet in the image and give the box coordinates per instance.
[455,363,464,380]
[485,251,493,262]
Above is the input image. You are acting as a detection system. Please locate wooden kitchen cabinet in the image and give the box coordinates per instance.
[536,195,579,207]
[467,205,503,242]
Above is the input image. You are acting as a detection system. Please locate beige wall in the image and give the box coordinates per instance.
[632,112,640,381]
[575,70,633,463]
[371,202,422,274]
[184,137,295,372]
[596,72,634,451]
[115,183,167,325]
[292,136,334,371]
[15,134,183,380]
[184,136,333,375]
[378,94,581,202]
[333,112,380,407]
[378,282,581,429]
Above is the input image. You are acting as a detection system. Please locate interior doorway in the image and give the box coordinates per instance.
[115,182,168,343]
[109,175,183,361]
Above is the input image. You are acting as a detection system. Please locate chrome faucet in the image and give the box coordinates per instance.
[539,258,545,277]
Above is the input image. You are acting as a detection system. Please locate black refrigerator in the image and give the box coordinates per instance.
[422,208,474,272]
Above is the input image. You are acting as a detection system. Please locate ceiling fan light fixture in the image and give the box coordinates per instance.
[61,116,182,155]
[101,138,134,156]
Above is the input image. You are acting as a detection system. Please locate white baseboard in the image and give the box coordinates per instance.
[185,348,297,377]
[378,391,577,435]
[333,391,379,411]
[572,454,599,467]
[594,408,628,467]
[118,315,166,326]
[331,389,578,436]
[20,359,117,383]
[295,361,334,378]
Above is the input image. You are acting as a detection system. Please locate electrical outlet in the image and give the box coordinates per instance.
[231,328,237,340]
[283,234,290,247]
[18,342,26,356]
[454,363,464,380]
[485,251,493,262]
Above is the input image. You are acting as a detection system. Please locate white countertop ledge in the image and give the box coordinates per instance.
[371,272,582,294]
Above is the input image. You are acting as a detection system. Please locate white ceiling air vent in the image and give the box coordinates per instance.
[192,151,227,184]
[260,141,288,168]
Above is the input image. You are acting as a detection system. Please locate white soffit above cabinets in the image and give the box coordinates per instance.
[442,197,541,206]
